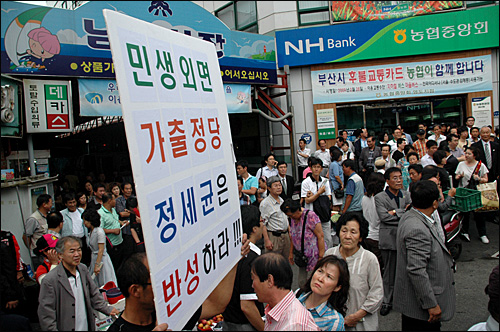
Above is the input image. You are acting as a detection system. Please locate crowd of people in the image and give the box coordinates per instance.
[0,117,498,331]
[231,118,498,331]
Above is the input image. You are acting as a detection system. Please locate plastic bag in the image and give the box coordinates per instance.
[475,181,499,212]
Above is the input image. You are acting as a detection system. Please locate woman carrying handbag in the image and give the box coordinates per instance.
[455,146,489,243]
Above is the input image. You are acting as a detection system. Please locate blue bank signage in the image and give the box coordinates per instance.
[1,1,277,84]
[276,6,498,68]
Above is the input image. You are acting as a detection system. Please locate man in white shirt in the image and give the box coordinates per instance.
[314,139,331,176]
[387,128,403,153]
[421,140,438,168]
[297,139,311,182]
[301,158,332,248]
[256,153,279,180]
[469,127,481,144]
[465,116,475,136]
[61,192,90,266]
[428,124,446,146]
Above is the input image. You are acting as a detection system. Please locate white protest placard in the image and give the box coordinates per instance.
[103,10,242,330]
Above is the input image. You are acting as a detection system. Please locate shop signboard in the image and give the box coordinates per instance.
[23,79,73,133]
[78,80,253,117]
[224,84,252,114]
[471,96,492,128]
[78,79,121,117]
[1,1,277,84]
[316,108,336,139]
[311,55,493,104]
[331,1,463,22]
[276,6,498,68]
[104,10,242,330]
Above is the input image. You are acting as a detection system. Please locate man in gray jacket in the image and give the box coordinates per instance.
[38,236,119,331]
[375,167,411,316]
[394,180,455,331]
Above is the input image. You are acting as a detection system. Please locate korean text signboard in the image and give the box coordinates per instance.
[276,6,498,68]
[1,1,277,84]
[103,10,242,330]
[316,109,336,139]
[312,55,492,104]
[23,79,73,133]
[471,97,492,129]
[78,79,121,117]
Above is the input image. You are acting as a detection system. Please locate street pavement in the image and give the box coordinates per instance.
[291,218,499,331]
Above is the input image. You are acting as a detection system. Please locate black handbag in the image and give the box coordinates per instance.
[334,187,344,199]
[466,161,482,190]
[293,210,309,268]
[313,180,332,223]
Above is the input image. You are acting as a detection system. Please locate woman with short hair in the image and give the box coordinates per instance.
[325,212,383,330]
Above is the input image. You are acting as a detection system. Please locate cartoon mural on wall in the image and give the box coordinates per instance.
[1,1,277,84]
[4,7,60,71]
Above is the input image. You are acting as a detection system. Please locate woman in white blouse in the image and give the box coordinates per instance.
[455,146,489,244]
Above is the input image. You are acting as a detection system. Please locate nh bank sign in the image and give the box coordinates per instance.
[284,37,357,55]
[276,6,498,68]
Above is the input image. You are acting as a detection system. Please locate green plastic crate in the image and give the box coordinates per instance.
[444,187,483,212]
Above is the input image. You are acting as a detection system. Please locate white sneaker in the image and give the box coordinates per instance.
[480,236,489,244]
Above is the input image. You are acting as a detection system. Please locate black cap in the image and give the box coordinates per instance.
[417,129,426,135]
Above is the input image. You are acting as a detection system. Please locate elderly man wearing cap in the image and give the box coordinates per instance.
[259,176,291,260]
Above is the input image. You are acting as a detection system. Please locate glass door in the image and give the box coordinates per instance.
[336,105,364,141]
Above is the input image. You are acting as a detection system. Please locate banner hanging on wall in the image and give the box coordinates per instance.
[331,1,463,22]
[224,84,252,114]
[78,79,122,116]
[311,55,493,104]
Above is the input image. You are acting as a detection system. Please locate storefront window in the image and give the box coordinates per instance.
[336,97,464,140]
[215,1,258,33]
[433,98,462,127]
[336,105,364,132]
[297,1,330,26]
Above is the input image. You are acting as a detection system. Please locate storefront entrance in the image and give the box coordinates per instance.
[336,96,465,139]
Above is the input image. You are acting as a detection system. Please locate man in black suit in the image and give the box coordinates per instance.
[277,161,295,200]
[439,141,460,188]
[471,126,499,244]
[472,126,499,183]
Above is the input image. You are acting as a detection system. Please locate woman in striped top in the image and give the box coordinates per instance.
[296,256,350,331]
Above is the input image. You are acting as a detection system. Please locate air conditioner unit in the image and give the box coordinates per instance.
[1,85,16,123]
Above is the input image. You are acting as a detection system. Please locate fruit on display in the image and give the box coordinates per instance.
[197,314,224,331]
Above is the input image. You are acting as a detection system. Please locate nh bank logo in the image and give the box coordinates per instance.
[284,37,356,55]
[394,29,406,44]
